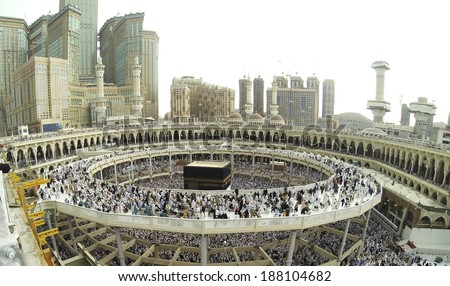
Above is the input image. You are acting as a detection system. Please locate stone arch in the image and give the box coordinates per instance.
[405,211,414,225]
[428,157,436,181]
[174,130,180,141]
[45,144,53,160]
[181,130,187,140]
[136,132,143,144]
[356,142,363,156]
[54,143,62,158]
[258,131,264,142]
[70,141,76,155]
[431,192,437,200]
[440,197,447,206]
[420,216,431,226]
[435,160,445,185]
[434,217,446,227]
[36,145,45,161]
[128,133,136,144]
[318,137,325,149]
[27,147,36,163]
[349,141,356,154]
[366,143,373,157]
[62,142,69,156]
[418,155,427,178]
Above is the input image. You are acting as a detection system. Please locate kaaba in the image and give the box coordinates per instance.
[183,161,231,190]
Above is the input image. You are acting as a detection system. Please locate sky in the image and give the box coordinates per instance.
[3,0,450,124]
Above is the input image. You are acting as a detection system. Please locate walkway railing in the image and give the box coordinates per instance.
[35,194,381,235]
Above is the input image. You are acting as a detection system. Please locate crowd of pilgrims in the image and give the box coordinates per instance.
[39,149,381,220]
[52,217,411,266]
[35,148,414,266]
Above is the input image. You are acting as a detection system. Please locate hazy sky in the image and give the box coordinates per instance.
[3,0,450,124]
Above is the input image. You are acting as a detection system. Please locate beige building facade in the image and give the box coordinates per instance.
[171,76,235,123]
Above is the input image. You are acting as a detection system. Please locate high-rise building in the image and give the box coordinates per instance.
[253,76,264,115]
[0,16,28,136]
[322,79,335,117]
[400,103,410,126]
[59,0,98,79]
[28,15,52,58]
[4,57,70,133]
[99,12,143,86]
[142,31,159,119]
[171,76,235,123]
[47,5,81,83]
[238,76,251,116]
[266,75,319,126]
[99,13,159,119]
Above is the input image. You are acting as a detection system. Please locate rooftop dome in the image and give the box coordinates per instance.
[249,113,263,120]
[270,114,285,126]
[228,113,243,124]
[229,113,243,119]
[358,127,387,137]
[248,113,264,125]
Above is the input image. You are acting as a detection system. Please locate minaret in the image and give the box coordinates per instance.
[269,79,279,116]
[243,78,253,121]
[95,56,107,126]
[367,61,391,123]
[409,97,436,140]
[131,56,143,119]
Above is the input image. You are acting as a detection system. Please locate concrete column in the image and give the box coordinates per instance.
[285,230,298,266]
[130,159,134,181]
[46,212,59,259]
[200,235,208,266]
[358,210,371,255]
[169,153,173,172]
[152,230,157,244]
[252,154,255,172]
[115,228,126,266]
[149,156,153,178]
[68,217,78,254]
[442,165,449,186]
[114,162,118,185]
[256,232,262,247]
[289,160,293,182]
[432,162,439,183]
[99,168,103,181]
[397,208,408,236]
[338,219,351,261]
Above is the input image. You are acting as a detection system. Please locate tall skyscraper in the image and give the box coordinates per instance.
[47,5,81,83]
[5,57,70,133]
[59,0,98,79]
[99,12,143,86]
[0,16,28,136]
[238,76,251,116]
[28,15,52,58]
[322,79,335,117]
[253,76,264,115]
[142,31,159,119]
[99,12,159,119]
